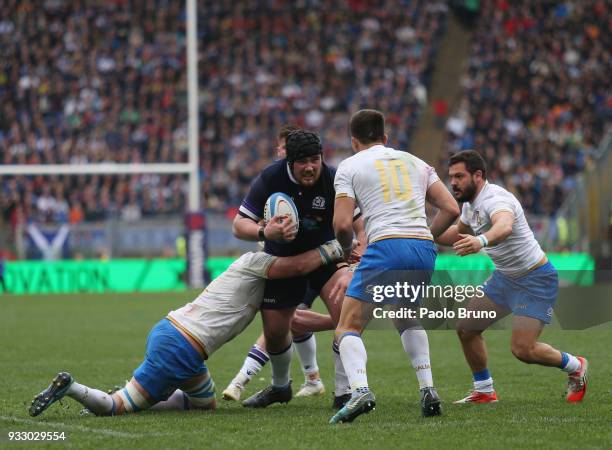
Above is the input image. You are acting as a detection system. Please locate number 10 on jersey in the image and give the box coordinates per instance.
[374,160,413,203]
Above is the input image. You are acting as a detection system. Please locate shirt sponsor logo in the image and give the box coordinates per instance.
[312,196,326,210]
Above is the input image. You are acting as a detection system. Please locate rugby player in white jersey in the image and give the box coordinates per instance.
[437,150,588,404]
[330,109,460,424]
[28,232,344,417]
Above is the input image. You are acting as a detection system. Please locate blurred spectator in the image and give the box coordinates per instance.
[445,0,610,217]
[0,0,448,222]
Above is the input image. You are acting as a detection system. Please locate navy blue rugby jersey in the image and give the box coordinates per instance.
[238,159,359,257]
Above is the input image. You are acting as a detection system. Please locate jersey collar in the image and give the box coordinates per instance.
[286,162,300,185]
[365,144,387,152]
[469,181,489,208]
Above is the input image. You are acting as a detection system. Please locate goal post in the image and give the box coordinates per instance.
[0,0,206,289]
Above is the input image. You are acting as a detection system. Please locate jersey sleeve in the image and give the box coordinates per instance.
[459,203,470,226]
[334,161,355,199]
[425,164,440,189]
[483,195,516,220]
[238,173,269,221]
[241,252,277,279]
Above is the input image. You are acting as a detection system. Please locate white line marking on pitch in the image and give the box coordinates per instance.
[0,416,167,438]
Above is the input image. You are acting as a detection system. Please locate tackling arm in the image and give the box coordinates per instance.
[267,240,343,279]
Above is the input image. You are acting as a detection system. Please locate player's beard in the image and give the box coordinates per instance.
[297,167,320,187]
[452,179,477,202]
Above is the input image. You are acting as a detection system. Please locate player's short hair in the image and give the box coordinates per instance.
[349,109,385,144]
[277,124,301,141]
[449,150,487,179]
[285,130,322,163]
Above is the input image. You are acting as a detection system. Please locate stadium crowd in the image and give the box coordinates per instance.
[445,0,610,216]
[0,0,447,226]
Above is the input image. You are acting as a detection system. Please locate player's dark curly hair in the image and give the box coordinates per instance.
[449,150,487,179]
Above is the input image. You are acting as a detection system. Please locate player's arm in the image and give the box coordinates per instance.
[233,214,296,242]
[233,173,269,241]
[426,180,461,239]
[352,215,367,247]
[333,196,356,260]
[233,174,296,242]
[453,211,514,256]
[435,220,472,246]
[292,309,334,335]
[267,240,343,279]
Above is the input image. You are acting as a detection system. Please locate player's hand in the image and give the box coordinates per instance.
[453,234,484,256]
[264,215,297,242]
[318,239,344,264]
[341,241,354,261]
[348,240,361,264]
[329,270,353,306]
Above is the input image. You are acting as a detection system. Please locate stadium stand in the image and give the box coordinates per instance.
[444,0,610,217]
[0,0,448,224]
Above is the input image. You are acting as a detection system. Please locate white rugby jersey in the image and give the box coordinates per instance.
[167,252,276,356]
[334,144,440,243]
[460,182,545,277]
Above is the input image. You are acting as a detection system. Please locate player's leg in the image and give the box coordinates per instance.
[311,266,351,403]
[151,370,217,411]
[242,306,297,407]
[293,286,325,397]
[223,334,269,401]
[390,312,441,416]
[30,372,122,417]
[511,316,587,402]
[454,293,511,404]
[329,295,376,424]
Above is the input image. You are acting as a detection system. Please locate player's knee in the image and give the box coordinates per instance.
[510,341,536,363]
[110,393,128,415]
[116,380,151,413]
[263,317,292,342]
[184,373,217,410]
[456,322,481,341]
[335,327,360,344]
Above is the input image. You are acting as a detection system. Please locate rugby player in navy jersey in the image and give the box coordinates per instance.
[232,130,365,408]
[224,125,337,401]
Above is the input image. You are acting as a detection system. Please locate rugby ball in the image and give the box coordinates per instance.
[264,192,299,241]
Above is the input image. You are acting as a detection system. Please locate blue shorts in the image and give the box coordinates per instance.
[482,262,558,324]
[347,238,437,304]
[133,319,207,401]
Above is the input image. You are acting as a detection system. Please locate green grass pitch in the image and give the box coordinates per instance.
[1,291,610,449]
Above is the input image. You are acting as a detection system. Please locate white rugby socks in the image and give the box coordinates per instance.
[269,343,293,387]
[400,328,434,389]
[231,344,270,387]
[67,382,115,415]
[332,341,351,395]
[338,333,369,392]
[293,333,319,379]
[560,352,581,373]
